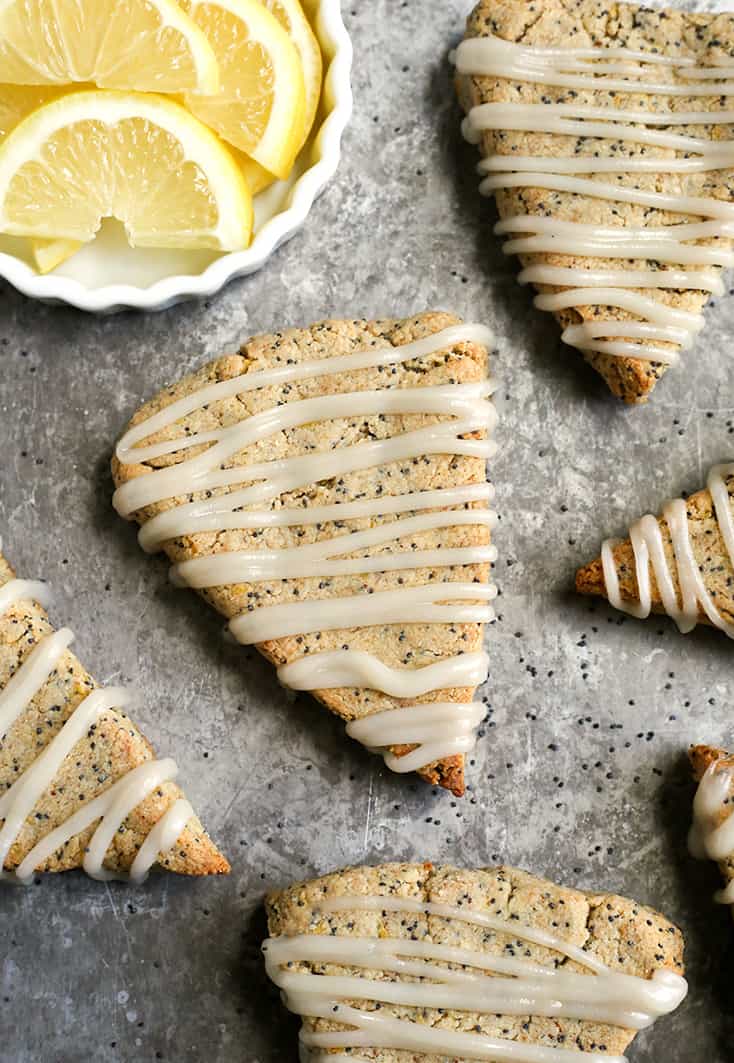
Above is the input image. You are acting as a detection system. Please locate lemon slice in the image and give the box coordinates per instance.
[0,85,81,271]
[0,0,219,95]
[261,0,322,147]
[182,0,306,179]
[0,84,60,138]
[30,237,82,274]
[231,0,323,197]
[238,152,277,196]
[0,91,253,251]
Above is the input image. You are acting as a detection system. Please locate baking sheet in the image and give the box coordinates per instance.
[1,1,734,1059]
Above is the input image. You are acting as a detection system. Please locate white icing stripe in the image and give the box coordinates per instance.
[346,702,485,772]
[297,1004,625,1063]
[533,285,704,329]
[129,797,194,885]
[230,583,497,644]
[171,511,497,586]
[0,686,130,874]
[139,483,495,552]
[322,895,606,968]
[468,101,734,138]
[0,578,52,614]
[115,404,495,517]
[601,464,734,637]
[277,648,490,695]
[498,216,734,243]
[114,324,496,776]
[134,428,494,547]
[539,284,702,362]
[116,325,492,462]
[455,37,734,364]
[500,230,733,268]
[0,626,74,740]
[483,154,734,175]
[279,652,490,773]
[82,758,179,882]
[480,171,734,220]
[519,265,725,296]
[263,893,687,1062]
[689,760,734,905]
[0,579,190,884]
[455,36,734,95]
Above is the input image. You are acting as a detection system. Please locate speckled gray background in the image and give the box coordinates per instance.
[1,1,734,1060]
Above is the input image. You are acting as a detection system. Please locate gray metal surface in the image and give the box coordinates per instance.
[1,1,733,1059]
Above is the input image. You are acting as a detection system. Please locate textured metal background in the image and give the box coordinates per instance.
[1,2,733,1059]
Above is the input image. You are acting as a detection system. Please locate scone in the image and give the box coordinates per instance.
[264,861,687,1061]
[576,462,734,637]
[0,546,228,881]
[111,312,497,797]
[690,744,734,908]
[455,0,734,404]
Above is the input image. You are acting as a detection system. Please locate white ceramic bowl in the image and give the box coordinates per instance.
[0,0,352,313]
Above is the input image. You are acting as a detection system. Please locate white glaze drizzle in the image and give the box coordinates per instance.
[601,463,734,637]
[0,579,191,884]
[114,325,497,774]
[689,759,734,905]
[454,36,734,364]
[345,701,485,773]
[278,649,489,773]
[263,893,688,1062]
[277,648,490,695]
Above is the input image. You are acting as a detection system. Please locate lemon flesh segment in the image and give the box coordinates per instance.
[0,85,82,271]
[183,0,306,180]
[0,84,62,138]
[0,0,219,95]
[260,0,322,149]
[31,237,83,273]
[0,91,253,252]
[237,152,276,195]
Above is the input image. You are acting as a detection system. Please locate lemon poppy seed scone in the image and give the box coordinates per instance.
[689,743,734,909]
[455,0,734,404]
[111,312,497,797]
[0,547,229,881]
[263,861,687,1061]
[576,462,734,637]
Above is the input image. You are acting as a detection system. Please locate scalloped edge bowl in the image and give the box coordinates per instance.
[0,0,353,313]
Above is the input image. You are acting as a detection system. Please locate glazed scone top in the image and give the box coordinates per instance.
[112,313,496,796]
[265,862,687,1062]
[690,744,734,908]
[457,0,734,403]
[0,547,228,878]
[577,465,734,634]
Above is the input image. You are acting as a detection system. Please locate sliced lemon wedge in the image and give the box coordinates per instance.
[261,0,322,148]
[238,152,277,196]
[0,0,219,95]
[182,0,306,180]
[31,237,82,274]
[231,0,323,197]
[0,91,253,251]
[0,84,60,139]
[0,85,81,271]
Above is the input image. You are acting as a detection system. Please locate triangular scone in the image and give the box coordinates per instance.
[111,312,496,797]
[690,744,734,907]
[264,862,687,1060]
[0,548,229,880]
[576,464,734,636]
[455,0,734,404]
